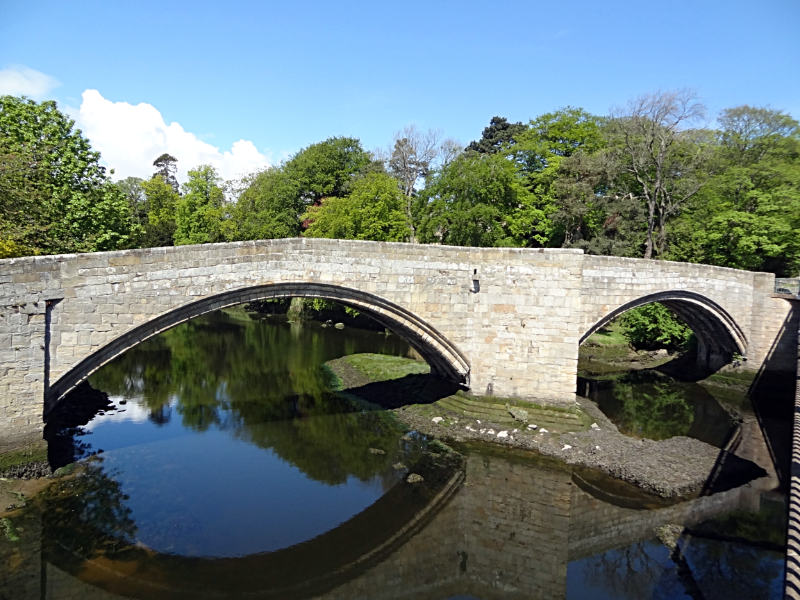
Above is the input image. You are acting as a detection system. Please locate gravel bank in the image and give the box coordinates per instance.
[393,395,765,498]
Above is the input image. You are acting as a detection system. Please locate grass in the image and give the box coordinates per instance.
[331,353,593,434]
[342,353,430,382]
[219,305,254,322]
[0,444,47,472]
[586,321,630,347]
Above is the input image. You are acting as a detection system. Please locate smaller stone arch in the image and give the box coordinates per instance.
[580,291,747,371]
[46,283,470,413]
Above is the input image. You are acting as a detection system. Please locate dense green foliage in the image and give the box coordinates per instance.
[0,96,137,255]
[175,165,227,245]
[620,303,694,349]
[303,173,410,241]
[416,152,529,247]
[2,93,797,285]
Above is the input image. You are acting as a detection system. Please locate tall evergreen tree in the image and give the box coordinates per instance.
[466,117,527,154]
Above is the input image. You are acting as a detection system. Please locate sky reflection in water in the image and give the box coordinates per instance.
[78,311,417,557]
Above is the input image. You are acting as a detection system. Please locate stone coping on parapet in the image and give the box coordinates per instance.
[0,238,586,268]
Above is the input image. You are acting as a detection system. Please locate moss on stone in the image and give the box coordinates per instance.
[0,444,47,472]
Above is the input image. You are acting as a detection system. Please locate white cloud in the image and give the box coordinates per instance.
[0,66,60,99]
[76,89,271,182]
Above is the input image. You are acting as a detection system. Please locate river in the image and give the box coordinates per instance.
[0,310,787,599]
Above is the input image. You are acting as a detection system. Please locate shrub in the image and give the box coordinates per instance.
[620,303,694,350]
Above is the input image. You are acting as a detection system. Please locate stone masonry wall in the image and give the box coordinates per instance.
[0,239,793,451]
[1,240,585,422]
[580,256,758,345]
[0,301,47,453]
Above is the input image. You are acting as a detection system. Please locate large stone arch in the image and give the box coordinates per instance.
[46,282,470,412]
[579,291,748,371]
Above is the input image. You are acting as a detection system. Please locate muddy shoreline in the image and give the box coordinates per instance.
[326,354,768,499]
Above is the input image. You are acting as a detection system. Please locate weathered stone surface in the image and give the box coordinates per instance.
[0,238,796,450]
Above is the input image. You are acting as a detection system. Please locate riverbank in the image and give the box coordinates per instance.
[326,353,768,498]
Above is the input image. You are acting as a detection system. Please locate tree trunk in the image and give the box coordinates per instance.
[643,199,656,259]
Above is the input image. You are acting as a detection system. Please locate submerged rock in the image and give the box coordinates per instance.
[368,448,385,455]
[334,323,345,329]
[406,473,424,484]
[392,463,406,470]
[655,524,684,550]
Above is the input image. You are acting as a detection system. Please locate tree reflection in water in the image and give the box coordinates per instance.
[87,310,418,485]
[579,370,737,447]
[35,461,138,574]
[571,535,784,600]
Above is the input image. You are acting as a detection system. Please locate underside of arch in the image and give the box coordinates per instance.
[580,291,748,371]
[46,283,470,414]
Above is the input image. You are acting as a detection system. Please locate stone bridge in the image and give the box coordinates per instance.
[1,238,797,451]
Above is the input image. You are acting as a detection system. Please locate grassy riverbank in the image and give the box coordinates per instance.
[326,353,593,435]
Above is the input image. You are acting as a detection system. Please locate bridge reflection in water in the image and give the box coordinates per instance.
[2,427,782,600]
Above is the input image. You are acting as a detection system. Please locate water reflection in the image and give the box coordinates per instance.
[0,309,788,599]
[577,372,738,447]
[1,447,784,599]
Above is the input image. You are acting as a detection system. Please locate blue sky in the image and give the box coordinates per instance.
[1,0,798,181]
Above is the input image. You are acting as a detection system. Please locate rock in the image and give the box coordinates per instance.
[497,431,509,438]
[591,423,600,430]
[406,473,424,484]
[401,434,414,441]
[654,349,668,358]
[507,405,529,422]
[476,420,481,424]
[334,322,345,329]
[392,463,406,470]
[368,448,385,455]
[527,424,538,430]
[562,445,572,451]
[479,429,486,434]
[655,524,684,550]
[539,428,549,434]
[431,417,443,424]
[486,429,495,435]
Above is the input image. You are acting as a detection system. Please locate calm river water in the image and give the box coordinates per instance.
[0,310,787,599]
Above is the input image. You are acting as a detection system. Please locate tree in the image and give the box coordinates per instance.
[0,95,137,255]
[668,106,800,275]
[506,107,605,247]
[175,165,227,245]
[141,176,179,247]
[465,116,527,154]
[229,167,304,241]
[387,125,445,241]
[116,177,147,227]
[284,136,371,205]
[302,173,410,242]
[152,153,179,193]
[606,89,713,259]
[416,152,528,247]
